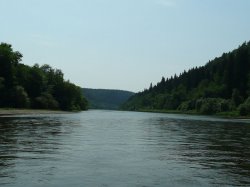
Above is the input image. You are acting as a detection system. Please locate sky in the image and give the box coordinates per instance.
[1,0,250,92]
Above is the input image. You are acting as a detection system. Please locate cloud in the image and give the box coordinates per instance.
[156,0,176,7]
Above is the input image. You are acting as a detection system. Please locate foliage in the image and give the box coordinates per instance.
[195,98,231,115]
[122,41,250,116]
[0,43,87,111]
[231,88,243,108]
[238,97,250,116]
[33,92,59,110]
[11,86,30,108]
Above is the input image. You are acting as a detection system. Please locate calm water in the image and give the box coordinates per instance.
[0,110,250,187]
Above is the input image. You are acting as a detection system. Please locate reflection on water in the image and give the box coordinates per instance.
[0,115,80,186]
[147,118,250,186]
[0,111,250,187]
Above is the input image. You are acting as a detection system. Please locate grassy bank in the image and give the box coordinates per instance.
[135,109,249,119]
[0,108,72,116]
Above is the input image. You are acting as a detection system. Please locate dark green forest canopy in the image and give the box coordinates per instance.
[122,41,250,116]
[82,88,134,110]
[0,43,87,111]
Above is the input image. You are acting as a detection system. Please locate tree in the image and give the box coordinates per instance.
[26,64,46,99]
[122,41,250,115]
[232,88,243,108]
[33,92,59,109]
[11,86,30,108]
[0,43,88,111]
[0,43,22,88]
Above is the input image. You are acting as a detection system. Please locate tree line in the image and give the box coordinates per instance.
[122,41,250,116]
[0,43,87,111]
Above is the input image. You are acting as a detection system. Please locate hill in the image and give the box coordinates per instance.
[0,43,87,111]
[82,88,134,110]
[122,41,250,116]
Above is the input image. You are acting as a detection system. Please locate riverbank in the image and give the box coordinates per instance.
[136,109,250,119]
[0,108,72,116]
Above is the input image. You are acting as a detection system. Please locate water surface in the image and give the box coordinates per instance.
[0,110,250,187]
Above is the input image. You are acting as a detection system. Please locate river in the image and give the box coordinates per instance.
[0,110,250,187]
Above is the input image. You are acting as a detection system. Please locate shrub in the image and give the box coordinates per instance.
[238,97,250,116]
[33,92,59,109]
[12,86,30,108]
[178,100,196,111]
[195,98,231,115]
[238,104,249,116]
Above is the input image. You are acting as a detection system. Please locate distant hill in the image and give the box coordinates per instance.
[122,41,250,116]
[82,88,134,110]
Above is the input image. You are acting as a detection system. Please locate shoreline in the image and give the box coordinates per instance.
[134,109,250,119]
[1,108,249,120]
[0,108,72,116]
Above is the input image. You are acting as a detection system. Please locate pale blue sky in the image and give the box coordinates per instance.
[1,0,250,92]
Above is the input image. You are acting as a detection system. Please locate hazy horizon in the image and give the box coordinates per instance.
[1,0,250,92]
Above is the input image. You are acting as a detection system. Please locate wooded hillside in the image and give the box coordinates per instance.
[83,88,134,110]
[122,41,250,116]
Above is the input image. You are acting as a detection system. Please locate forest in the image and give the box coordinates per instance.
[82,88,134,110]
[122,41,250,116]
[0,43,87,111]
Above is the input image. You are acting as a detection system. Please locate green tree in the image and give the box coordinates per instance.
[0,43,88,111]
[122,41,250,115]
[0,43,22,88]
[34,92,59,109]
[26,64,46,99]
[232,88,243,108]
[11,86,30,108]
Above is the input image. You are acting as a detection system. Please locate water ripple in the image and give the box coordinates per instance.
[0,111,250,186]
